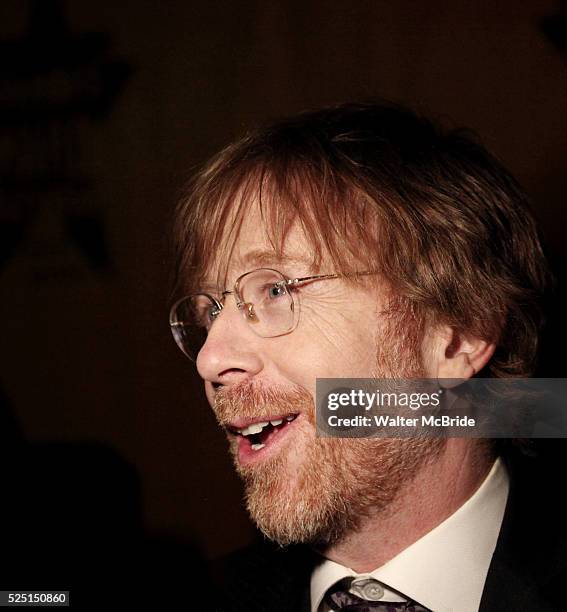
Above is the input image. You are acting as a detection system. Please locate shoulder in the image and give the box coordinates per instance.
[481,442,567,611]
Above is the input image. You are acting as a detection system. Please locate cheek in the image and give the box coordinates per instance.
[302,302,378,361]
[272,308,379,388]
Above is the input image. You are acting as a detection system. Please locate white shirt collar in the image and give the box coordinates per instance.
[311,457,509,612]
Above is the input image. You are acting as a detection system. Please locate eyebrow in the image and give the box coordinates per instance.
[238,249,315,269]
[198,249,317,292]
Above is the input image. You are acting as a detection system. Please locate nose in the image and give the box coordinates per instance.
[196,296,263,386]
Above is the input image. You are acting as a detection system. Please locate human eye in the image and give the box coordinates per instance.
[265,281,288,299]
[193,297,221,328]
[207,303,222,322]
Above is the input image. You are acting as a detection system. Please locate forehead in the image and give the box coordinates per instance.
[204,199,321,289]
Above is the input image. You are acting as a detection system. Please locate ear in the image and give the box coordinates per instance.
[424,325,495,382]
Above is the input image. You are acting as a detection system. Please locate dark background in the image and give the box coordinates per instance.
[1,0,566,574]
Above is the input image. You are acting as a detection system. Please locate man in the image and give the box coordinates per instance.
[170,102,565,611]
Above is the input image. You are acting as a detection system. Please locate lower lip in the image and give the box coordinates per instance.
[236,416,300,466]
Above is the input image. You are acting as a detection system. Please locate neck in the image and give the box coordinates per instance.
[318,439,495,573]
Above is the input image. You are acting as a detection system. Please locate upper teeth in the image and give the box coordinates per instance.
[237,415,295,436]
[241,421,268,436]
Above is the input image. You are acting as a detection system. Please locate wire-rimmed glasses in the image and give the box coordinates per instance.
[169,267,346,361]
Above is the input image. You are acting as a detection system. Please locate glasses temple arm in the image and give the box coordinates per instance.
[286,271,377,286]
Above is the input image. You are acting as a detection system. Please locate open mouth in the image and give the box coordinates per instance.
[227,413,299,462]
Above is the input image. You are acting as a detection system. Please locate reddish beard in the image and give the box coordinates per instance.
[213,377,442,547]
[211,295,442,546]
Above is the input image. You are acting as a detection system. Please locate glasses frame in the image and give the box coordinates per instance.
[169,267,376,360]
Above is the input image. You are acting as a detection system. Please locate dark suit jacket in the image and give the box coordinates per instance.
[216,444,567,611]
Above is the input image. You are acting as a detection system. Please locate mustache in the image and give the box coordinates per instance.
[213,378,313,427]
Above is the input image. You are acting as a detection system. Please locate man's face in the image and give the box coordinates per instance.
[195,202,440,546]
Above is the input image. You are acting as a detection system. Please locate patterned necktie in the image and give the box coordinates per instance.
[324,577,431,611]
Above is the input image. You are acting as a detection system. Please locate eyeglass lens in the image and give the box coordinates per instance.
[170,268,295,360]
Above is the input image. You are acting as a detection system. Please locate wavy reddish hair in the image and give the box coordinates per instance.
[173,101,550,378]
